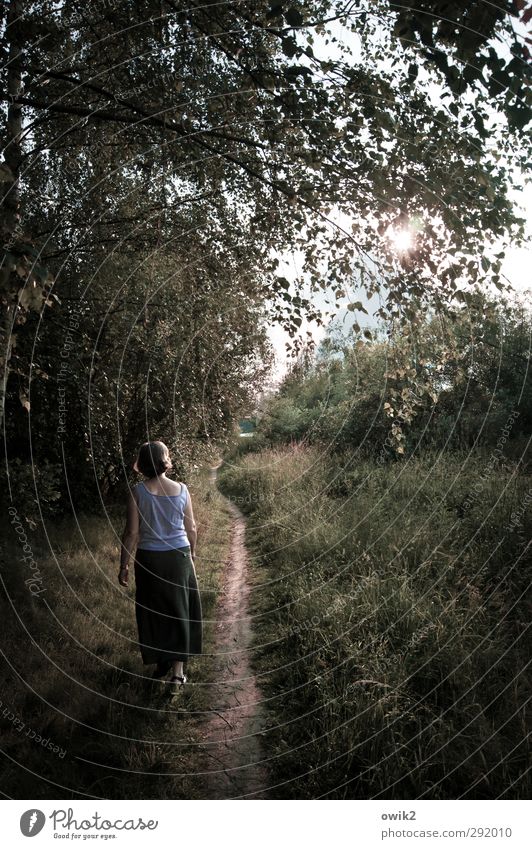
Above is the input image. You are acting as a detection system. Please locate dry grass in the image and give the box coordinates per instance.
[218,444,531,799]
[0,465,231,799]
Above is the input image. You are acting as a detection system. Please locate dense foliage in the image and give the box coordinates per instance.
[253,294,531,464]
[1,1,530,518]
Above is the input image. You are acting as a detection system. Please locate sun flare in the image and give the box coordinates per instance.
[388,228,413,253]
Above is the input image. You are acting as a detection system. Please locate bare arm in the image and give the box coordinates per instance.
[183,487,197,562]
[118,490,139,586]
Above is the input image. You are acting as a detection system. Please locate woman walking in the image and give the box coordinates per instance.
[118,441,202,688]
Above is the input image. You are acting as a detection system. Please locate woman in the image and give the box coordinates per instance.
[118,441,202,688]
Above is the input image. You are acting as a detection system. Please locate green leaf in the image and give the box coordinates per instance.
[267,1,284,18]
[281,37,299,58]
[284,7,304,27]
[347,301,368,313]
[284,65,312,80]
[408,63,418,82]
[507,103,531,130]
[473,113,488,137]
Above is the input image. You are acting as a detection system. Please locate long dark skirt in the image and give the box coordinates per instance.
[134,546,202,665]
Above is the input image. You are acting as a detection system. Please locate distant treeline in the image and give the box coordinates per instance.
[253,295,531,467]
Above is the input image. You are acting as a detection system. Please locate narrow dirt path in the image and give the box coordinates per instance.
[196,462,269,799]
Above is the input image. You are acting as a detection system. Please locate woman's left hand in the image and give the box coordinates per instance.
[118,566,129,587]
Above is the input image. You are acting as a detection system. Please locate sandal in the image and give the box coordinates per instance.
[168,674,187,689]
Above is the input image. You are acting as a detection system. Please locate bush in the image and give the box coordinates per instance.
[1,459,62,526]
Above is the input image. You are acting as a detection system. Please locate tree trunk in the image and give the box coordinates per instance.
[1,0,24,431]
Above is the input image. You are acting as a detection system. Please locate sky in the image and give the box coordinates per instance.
[267,187,531,380]
[265,13,532,381]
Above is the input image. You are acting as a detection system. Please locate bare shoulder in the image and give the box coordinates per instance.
[160,477,186,496]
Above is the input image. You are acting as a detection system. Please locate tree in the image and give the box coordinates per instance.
[1,0,530,505]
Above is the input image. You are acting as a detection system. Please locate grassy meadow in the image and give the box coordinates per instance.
[218,443,531,799]
[2,442,530,800]
[0,467,231,799]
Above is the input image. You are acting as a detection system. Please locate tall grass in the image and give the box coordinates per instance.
[0,467,231,799]
[218,444,531,799]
